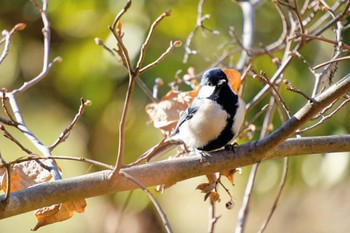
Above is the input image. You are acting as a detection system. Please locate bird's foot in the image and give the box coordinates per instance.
[224,143,238,151]
[199,151,212,164]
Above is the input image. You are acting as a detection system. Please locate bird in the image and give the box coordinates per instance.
[135,67,246,164]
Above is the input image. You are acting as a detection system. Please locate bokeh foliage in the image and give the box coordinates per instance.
[0,0,349,232]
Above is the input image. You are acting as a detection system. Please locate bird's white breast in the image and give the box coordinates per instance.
[178,99,228,148]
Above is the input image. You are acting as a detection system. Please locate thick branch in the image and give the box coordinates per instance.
[1,135,350,219]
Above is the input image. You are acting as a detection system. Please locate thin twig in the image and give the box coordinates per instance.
[299,0,310,15]
[298,96,350,133]
[238,104,269,138]
[95,37,121,62]
[0,125,32,154]
[111,0,132,31]
[136,78,158,103]
[0,153,11,204]
[235,162,259,233]
[11,1,61,94]
[95,38,157,103]
[0,31,12,65]
[290,33,350,51]
[183,0,219,63]
[310,0,350,36]
[1,89,17,125]
[262,2,289,52]
[257,156,289,233]
[49,98,91,150]
[283,79,313,102]
[308,1,347,33]
[135,10,172,72]
[11,154,114,170]
[289,51,318,77]
[293,0,305,34]
[120,171,173,233]
[0,23,26,64]
[208,200,220,233]
[276,0,305,35]
[109,21,133,75]
[253,71,292,118]
[235,1,255,72]
[313,55,350,69]
[139,40,182,74]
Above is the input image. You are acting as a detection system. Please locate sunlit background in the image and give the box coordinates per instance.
[0,0,350,232]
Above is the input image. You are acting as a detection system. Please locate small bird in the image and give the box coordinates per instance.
[137,68,246,163]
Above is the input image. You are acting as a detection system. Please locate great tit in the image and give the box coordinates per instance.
[139,67,246,162]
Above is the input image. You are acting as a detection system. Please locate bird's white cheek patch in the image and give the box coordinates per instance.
[197,85,215,98]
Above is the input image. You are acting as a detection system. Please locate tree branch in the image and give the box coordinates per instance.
[1,135,349,219]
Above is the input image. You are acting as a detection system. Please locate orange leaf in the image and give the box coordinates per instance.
[32,199,87,230]
[0,167,7,191]
[221,168,242,184]
[222,69,241,94]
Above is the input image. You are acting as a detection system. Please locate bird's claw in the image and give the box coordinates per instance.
[224,143,238,151]
[199,151,211,164]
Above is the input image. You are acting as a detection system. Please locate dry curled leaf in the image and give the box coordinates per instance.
[33,199,87,230]
[0,160,53,192]
[204,191,220,203]
[196,182,216,193]
[209,191,221,203]
[145,88,199,134]
[0,167,7,190]
[0,159,87,229]
[220,168,242,184]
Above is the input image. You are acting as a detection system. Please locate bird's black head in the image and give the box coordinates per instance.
[201,68,228,87]
[196,68,230,99]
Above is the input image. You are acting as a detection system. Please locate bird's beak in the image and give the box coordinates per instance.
[222,69,241,93]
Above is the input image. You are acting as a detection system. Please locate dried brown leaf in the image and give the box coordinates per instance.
[221,168,242,184]
[203,192,221,202]
[32,199,87,230]
[0,160,53,192]
[196,182,215,193]
[145,88,199,134]
[204,192,211,201]
[0,160,87,229]
[0,167,7,191]
[209,192,220,203]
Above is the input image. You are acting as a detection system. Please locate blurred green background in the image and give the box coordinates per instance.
[0,0,350,232]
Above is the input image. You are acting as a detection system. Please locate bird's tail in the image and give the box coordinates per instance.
[125,138,185,167]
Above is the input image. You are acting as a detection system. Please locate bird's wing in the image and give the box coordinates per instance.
[172,99,201,135]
